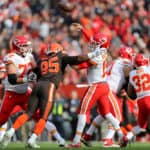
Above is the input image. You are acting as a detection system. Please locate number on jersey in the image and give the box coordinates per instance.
[132,73,150,93]
[40,56,60,75]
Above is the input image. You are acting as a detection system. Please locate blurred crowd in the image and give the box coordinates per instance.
[0,0,150,85]
[0,0,150,142]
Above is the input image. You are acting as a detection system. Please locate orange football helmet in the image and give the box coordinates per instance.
[49,43,63,53]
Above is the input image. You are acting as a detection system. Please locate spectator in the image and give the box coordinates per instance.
[52,92,65,137]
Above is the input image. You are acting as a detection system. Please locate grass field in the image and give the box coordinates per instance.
[1,142,150,150]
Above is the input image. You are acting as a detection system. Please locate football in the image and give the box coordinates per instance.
[57,1,75,12]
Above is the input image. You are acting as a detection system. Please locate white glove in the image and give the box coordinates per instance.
[88,48,107,59]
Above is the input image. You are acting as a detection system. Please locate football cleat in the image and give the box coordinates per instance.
[26,136,40,149]
[26,141,40,149]
[119,136,129,147]
[57,139,66,147]
[66,143,81,148]
[1,132,12,148]
[81,133,92,147]
[103,138,119,148]
[1,128,15,148]
[25,143,40,149]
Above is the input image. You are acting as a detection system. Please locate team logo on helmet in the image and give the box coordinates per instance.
[89,33,110,51]
[11,35,32,57]
[50,43,63,53]
[119,46,135,63]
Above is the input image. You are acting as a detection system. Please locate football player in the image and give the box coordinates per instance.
[0,60,7,142]
[2,42,104,148]
[0,41,66,148]
[120,53,150,147]
[81,46,136,147]
[67,23,127,148]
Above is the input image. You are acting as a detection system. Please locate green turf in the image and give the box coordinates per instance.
[0,141,150,150]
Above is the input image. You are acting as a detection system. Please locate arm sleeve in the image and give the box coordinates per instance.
[78,61,93,69]
[62,55,89,66]
[8,74,17,85]
[122,77,129,91]
[32,60,41,80]
[127,83,137,99]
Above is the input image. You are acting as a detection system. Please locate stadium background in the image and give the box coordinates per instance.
[0,0,150,143]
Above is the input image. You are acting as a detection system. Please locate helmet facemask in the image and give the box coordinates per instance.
[89,34,109,51]
[12,36,32,57]
[134,54,149,68]
[88,40,100,51]
[17,42,32,57]
[119,47,136,65]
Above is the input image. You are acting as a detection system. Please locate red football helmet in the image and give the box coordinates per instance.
[134,53,149,67]
[89,33,110,51]
[11,35,32,57]
[118,46,135,62]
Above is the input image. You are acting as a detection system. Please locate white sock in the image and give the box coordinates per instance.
[104,128,115,139]
[7,128,15,137]
[46,121,64,142]
[86,115,104,135]
[117,129,123,138]
[132,125,144,135]
[28,133,38,143]
[126,132,134,140]
[73,114,86,144]
[105,113,120,130]
[105,113,123,138]
[0,122,7,142]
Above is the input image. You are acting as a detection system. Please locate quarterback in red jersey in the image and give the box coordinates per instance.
[67,23,129,148]
[80,46,135,147]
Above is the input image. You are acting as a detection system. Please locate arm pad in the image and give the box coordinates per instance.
[8,74,17,85]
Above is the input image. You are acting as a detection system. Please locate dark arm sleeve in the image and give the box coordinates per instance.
[62,55,89,66]
[8,74,17,84]
[127,83,137,99]
[32,61,41,80]
[122,77,129,91]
